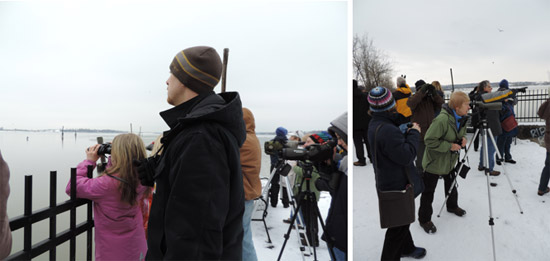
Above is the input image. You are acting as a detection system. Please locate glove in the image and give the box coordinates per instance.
[517,87,527,93]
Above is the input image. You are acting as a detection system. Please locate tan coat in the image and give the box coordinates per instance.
[538,98,550,151]
[240,108,262,200]
[0,150,12,259]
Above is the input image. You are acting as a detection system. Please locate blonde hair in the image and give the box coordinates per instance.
[431,81,442,92]
[449,91,470,110]
[105,133,147,206]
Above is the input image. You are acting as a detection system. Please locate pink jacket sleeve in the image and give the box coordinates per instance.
[66,160,110,201]
[0,151,12,259]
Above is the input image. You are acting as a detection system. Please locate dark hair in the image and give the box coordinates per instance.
[478,80,490,93]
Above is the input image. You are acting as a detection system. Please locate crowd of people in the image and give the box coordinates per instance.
[0,46,348,261]
[356,76,547,260]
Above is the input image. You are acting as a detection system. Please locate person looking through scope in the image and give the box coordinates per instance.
[473,80,502,176]
[66,133,149,260]
[292,131,332,247]
[418,91,470,234]
[269,127,290,208]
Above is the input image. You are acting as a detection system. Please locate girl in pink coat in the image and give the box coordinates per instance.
[66,133,149,260]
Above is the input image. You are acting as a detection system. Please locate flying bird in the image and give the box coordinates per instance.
[498,28,504,32]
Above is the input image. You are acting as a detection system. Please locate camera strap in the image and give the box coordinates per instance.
[105,173,129,185]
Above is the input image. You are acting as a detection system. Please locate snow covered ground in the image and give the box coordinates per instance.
[252,184,332,260]
[353,133,550,260]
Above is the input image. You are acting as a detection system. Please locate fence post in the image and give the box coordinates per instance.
[22,176,32,260]
[49,171,57,260]
[70,168,76,261]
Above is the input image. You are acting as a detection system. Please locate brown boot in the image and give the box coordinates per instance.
[489,171,501,176]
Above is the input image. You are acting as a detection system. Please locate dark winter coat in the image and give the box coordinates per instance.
[353,86,371,130]
[146,91,246,260]
[368,112,419,192]
[323,171,347,252]
[538,98,550,151]
[473,91,503,136]
[422,105,468,175]
[269,135,288,167]
[407,87,444,139]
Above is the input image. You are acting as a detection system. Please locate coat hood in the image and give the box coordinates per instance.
[328,112,348,143]
[160,91,246,147]
[242,107,256,134]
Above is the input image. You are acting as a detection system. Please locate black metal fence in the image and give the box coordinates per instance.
[443,88,549,122]
[7,166,95,260]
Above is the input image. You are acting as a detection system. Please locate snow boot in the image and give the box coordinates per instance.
[538,187,550,196]
[419,221,437,234]
[401,247,427,259]
[447,207,467,217]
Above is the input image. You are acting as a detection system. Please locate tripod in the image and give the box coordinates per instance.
[277,161,335,261]
[435,115,524,261]
[252,160,309,251]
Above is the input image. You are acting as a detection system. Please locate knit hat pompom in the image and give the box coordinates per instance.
[169,46,222,94]
[368,87,396,112]
[276,127,288,137]
[499,79,509,89]
[309,131,332,144]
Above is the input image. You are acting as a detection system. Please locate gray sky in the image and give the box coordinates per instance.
[354,0,550,86]
[0,0,348,133]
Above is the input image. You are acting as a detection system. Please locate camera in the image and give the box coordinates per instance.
[97,143,112,156]
[264,140,302,156]
[281,140,336,162]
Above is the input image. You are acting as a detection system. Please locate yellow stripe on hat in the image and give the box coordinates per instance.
[175,51,219,87]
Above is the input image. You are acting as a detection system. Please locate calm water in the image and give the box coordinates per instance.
[0,130,273,259]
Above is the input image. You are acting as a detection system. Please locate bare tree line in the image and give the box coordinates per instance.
[353,34,394,91]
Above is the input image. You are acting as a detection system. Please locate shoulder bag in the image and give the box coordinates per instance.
[373,123,416,229]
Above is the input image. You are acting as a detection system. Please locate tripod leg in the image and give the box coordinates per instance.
[277,191,309,261]
[487,129,524,214]
[283,175,310,247]
[436,132,476,217]
[481,126,497,261]
[310,193,337,261]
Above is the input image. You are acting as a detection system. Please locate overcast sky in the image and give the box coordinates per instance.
[0,0,348,133]
[354,0,550,86]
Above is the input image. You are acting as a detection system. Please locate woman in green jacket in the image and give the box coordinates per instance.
[418,91,470,234]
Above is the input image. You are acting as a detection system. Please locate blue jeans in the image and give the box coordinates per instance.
[539,152,550,192]
[330,247,346,261]
[243,200,258,261]
[479,135,497,171]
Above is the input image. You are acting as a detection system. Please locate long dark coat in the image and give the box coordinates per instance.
[146,92,246,260]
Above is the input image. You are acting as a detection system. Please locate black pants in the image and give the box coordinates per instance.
[418,171,459,223]
[353,128,372,163]
[269,165,289,207]
[381,224,416,261]
[473,127,480,150]
[300,193,319,245]
[415,140,426,174]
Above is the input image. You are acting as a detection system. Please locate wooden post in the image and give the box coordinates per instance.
[450,68,455,93]
[221,48,229,93]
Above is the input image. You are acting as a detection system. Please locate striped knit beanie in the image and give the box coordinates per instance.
[169,46,222,94]
[368,86,396,112]
[310,131,332,144]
